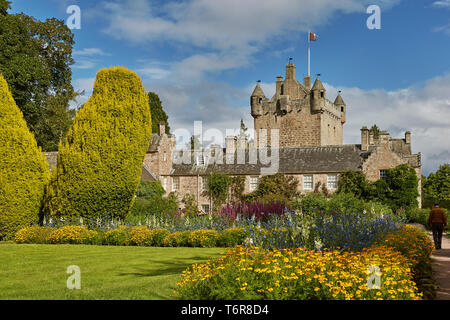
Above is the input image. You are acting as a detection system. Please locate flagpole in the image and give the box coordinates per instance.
[308,31,311,77]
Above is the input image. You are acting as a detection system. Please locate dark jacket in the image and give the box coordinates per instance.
[428,208,447,226]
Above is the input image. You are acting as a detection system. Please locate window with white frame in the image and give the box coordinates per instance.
[380,170,387,180]
[201,204,210,214]
[303,175,313,190]
[327,174,338,189]
[202,176,208,193]
[250,176,259,192]
[172,177,180,192]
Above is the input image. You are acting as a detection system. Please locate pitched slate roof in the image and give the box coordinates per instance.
[171,144,366,176]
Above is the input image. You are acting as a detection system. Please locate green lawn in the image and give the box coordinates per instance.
[0,243,225,300]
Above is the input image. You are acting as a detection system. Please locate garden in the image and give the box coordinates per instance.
[0,65,444,300]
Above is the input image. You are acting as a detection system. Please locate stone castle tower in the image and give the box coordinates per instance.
[251,62,346,147]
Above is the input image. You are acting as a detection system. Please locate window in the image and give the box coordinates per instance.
[196,154,205,167]
[201,204,210,215]
[327,174,338,189]
[320,91,324,98]
[250,176,259,192]
[172,177,180,192]
[163,177,167,191]
[202,176,208,193]
[380,170,387,180]
[341,107,344,112]
[303,175,313,190]
[163,152,167,162]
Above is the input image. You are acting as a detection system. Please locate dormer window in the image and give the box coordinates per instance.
[259,98,262,103]
[341,107,344,112]
[320,91,324,98]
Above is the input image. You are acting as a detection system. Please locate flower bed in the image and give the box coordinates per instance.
[175,224,434,300]
[175,245,422,300]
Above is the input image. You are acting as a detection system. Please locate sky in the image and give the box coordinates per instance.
[9,0,450,175]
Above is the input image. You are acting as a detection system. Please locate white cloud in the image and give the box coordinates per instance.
[96,0,400,48]
[137,67,171,80]
[71,77,96,109]
[72,48,110,70]
[89,0,402,78]
[432,0,450,8]
[433,21,450,35]
[72,60,97,70]
[73,48,110,56]
[324,74,450,175]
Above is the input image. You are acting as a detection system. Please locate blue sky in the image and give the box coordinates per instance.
[9,0,450,175]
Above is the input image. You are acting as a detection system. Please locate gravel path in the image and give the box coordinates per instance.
[431,232,450,300]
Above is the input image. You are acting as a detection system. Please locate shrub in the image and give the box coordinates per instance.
[103,226,132,246]
[188,230,219,247]
[128,226,153,246]
[151,228,171,247]
[175,246,421,300]
[377,225,434,268]
[15,226,53,244]
[45,67,152,223]
[243,173,298,205]
[206,173,231,212]
[128,181,179,223]
[181,194,199,218]
[163,231,191,247]
[217,228,247,247]
[47,226,99,245]
[0,73,50,240]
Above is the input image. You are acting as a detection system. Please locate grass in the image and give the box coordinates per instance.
[0,243,225,300]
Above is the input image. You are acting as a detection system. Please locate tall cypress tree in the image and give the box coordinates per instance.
[45,67,152,222]
[148,92,170,134]
[0,73,50,239]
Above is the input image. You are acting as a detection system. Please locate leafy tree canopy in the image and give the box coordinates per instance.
[423,164,450,207]
[0,8,77,150]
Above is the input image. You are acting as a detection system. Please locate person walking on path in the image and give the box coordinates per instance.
[428,202,447,250]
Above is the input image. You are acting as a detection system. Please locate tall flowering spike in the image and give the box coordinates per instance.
[45,67,152,221]
[0,73,50,240]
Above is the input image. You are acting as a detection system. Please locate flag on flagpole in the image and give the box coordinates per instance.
[309,32,317,42]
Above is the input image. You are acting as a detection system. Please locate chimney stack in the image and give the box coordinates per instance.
[159,122,166,136]
[304,75,311,89]
[405,131,411,144]
[361,126,369,151]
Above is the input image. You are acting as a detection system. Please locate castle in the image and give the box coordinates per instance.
[139,62,422,213]
[45,62,422,213]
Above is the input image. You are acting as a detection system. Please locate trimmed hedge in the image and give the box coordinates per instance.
[14,226,247,248]
[0,73,50,240]
[44,67,152,222]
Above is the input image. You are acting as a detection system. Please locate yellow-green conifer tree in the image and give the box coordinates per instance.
[46,67,152,221]
[0,74,50,240]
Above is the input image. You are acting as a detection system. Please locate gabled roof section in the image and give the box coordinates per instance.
[171,145,366,176]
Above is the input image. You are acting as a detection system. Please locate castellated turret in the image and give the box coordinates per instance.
[251,62,347,147]
[311,77,326,113]
[334,93,346,124]
[250,83,265,117]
